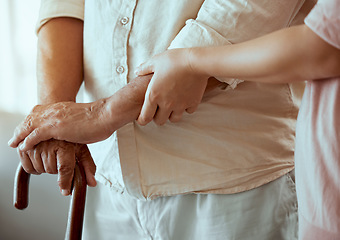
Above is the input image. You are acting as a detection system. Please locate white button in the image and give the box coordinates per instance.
[120,17,129,25]
[116,66,125,74]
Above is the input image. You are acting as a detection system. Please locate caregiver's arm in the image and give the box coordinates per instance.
[136,24,340,110]
[17,17,96,196]
[136,0,305,125]
[189,24,340,83]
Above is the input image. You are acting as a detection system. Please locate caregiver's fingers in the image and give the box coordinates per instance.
[153,107,172,126]
[137,92,158,126]
[169,110,185,123]
[186,106,198,114]
[135,60,154,76]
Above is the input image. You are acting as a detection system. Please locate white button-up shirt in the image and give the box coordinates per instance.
[38,0,307,200]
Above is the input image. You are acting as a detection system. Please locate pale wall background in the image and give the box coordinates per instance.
[0,0,39,114]
[0,1,70,239]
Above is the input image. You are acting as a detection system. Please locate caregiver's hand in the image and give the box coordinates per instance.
[8,100,112,152]
[135,48,210,126]
[18,140,96,196]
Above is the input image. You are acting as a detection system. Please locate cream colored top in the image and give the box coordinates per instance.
[37,0,307,200]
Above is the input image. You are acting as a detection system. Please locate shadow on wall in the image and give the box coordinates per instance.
[0,111,70,240]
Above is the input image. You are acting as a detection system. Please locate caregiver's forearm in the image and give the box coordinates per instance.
[190,24,340,83]
[37,17,84,104]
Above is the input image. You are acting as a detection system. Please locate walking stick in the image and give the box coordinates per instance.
[13,163,87,240]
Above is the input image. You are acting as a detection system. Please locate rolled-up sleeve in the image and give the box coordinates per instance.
[36,0,84,33]
[169,0,305,87]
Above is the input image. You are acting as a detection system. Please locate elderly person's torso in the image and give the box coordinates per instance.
[38,0,308,200]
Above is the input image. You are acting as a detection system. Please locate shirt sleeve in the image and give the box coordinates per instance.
[168,0,305,88]
[304,0,340,50]
[36,0,85,33]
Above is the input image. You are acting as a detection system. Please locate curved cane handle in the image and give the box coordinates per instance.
[13,164,30,210]
[13,163,87,240]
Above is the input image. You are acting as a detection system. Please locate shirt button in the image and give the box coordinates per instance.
[120,17,129,25]
[116,66,125,74]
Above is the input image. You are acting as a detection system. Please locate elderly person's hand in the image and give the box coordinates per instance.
[18,140,96,196]
[8,74,155,151]
[8,100,113,152]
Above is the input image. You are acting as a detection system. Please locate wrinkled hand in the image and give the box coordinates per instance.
[8,100,112,152]
[18,140,96,196]
[135,48,210,125]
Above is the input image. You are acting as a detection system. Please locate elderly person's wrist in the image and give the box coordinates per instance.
[86,98,115,141]
[95,98,116,135]
[101,74,152,132]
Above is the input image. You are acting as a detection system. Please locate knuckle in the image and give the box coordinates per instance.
[148,91,159,103]
[163,101,174,110]
[24,115,34,128]
[22,165,35,174]
[31,128,40,137]
[177,103,187,111]
[45,167,57,174]
[74,143,84,154]
[35,167,45,174]
[170,116,181,123]
[58,164,74,176]
[143,116,153,124]
[138,116,152,125]
[186,107,196,114]
[57,143,76,157]
[31,105,41,113]
[54,119,63,128]
[154,119,165,126]
[57,179,68,189]
[40,151,48,161]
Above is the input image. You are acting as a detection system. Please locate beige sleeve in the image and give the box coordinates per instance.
[36,0,84,34]
[168,0,306,88]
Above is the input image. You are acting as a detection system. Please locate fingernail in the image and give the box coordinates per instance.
[19,144,25,151]
[7,138,13,146]
[91,176,97,187]
[62,189,69,196]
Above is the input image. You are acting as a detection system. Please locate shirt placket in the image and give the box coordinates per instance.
[112,0,144,199]
[112,0,137,85]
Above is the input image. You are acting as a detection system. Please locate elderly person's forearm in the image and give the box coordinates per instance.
[16,17,97,196]
[9,74,221,151]
[37,17,84,104]
[8,75,152,150]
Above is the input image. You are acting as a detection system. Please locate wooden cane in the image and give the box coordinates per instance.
[13,163,87,240]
